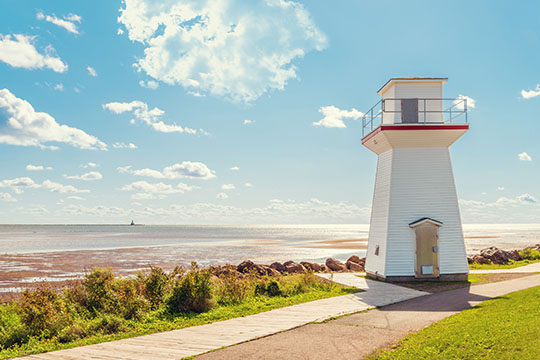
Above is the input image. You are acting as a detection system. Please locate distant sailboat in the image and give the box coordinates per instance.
[130,220,135,226]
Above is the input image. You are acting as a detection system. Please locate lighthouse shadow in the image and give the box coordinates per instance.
[372,284,493,312]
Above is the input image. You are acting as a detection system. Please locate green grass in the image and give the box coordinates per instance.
[0,272,357,359]
[368,285,540,360]
[469,259,540,270]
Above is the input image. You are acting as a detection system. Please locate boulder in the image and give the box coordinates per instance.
[237,260,266,275]
[479,246,522,265]
[467,254,490,265]
[300,262,322,272]
[284,261,306,274]
[325,258,347,272]
[347,255,362,264]
[261,265,281,277]
[269,262,286,273]
[346,260,364,272]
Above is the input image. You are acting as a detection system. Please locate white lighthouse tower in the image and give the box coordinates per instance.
[362,77,469,281]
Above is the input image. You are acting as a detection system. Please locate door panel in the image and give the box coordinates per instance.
[401,99,418,123]
[415,224,439,278]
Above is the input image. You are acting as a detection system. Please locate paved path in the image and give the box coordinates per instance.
[470,261,540,274]
[197,273,540,360]
[20,274,427,360]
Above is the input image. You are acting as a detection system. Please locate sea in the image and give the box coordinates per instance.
[1,223,539,258]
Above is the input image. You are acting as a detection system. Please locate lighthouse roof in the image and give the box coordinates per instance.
[377,77,448,95]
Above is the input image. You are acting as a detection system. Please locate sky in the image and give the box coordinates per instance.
[0,0,539,224]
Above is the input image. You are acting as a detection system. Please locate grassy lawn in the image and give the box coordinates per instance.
[368,285,540,359]
[0,267,358,359]
[469,259,540,270]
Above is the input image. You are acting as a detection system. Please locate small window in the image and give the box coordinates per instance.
[421,265,434,275]
[374,245,380,256]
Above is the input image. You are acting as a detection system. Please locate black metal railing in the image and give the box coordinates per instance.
[362,98,468,137]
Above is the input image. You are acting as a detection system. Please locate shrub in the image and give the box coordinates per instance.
[254,280,283,297]
[167,263,214,314]
[89,314,127,335]
[0,304,27,349]
[57,322,86,343]
[142,266,170,309]
[520,248,540,261]
[116,279,149,320]
[215,273,251,304]
[17,286,70,338]
[83,268,117,313]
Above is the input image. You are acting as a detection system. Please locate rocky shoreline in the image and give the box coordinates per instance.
[212,244,540,278]
[467,244,540,265]
[210,256,366,278]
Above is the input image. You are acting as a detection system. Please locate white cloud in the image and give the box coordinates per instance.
[139,80,159,89]
[64,171,103,181]
[112,142,137,149]
[0,34,67,72]
[41,180,89,193]
[245,183,253,188]
[103,100,199,134]
[230,166,240,171]
[243,119,255,125]
[453,94,476,110]
[521,85,540,99]
[0,192,16,202]
[313,105,363,128]
[117,0,327,103]
[37,12,81,34]
[221,184,235,190]
[518,152,532,161]
[0,89,107,150]
[26,164,52,171]
[117,161,216,180]
[497,186,505,191]
[121,181,197,198]
[80,162,98,168]
[0,177,89,194]
[87,66,97,77]
[217,192,229,200]
[53,83,64,91]
[518,194,538,205]
[66,196,85,201]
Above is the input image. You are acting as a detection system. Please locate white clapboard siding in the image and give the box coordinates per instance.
[382,82,444,124]
[385,147,468,276]
[365,149,393,276]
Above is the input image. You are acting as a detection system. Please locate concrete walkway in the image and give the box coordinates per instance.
[197,273,540,360]
[20,275,427,360]
[470,261,540,274]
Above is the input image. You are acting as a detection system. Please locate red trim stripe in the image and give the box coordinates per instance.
[362,124,469,143]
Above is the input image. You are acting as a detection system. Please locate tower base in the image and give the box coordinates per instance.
[366,271,468,282]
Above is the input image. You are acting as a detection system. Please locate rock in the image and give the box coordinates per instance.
[319,264,329,273]
[237,260,267,276]
[468,254,490,265]
[284,261,306,274]
[347,255,362,264]
[261,265,281,277]
[479,246,522,265]
[325,258,347,272]
[300,262,322,272]
[346,260,364,272]
[269,262,286,273]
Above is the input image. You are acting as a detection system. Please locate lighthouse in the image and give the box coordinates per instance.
[362,77,469,281]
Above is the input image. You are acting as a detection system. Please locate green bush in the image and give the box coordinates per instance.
[167,263,214,314]
[254,280,283,297]
[83,268,117,313]
[17,286,70,338]
[57,322,86,343]
[90,314,127,335]
[116,279,149,320]
[142,266,170,309]
[0,304,27,349]
[215,273,252,304]
[520,248,540,260]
